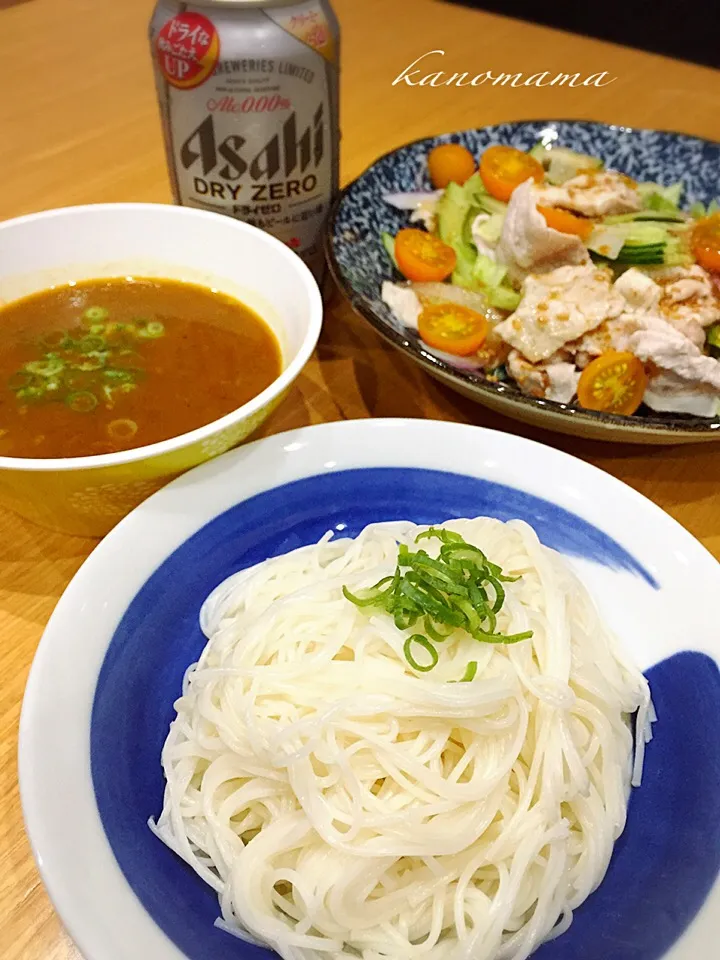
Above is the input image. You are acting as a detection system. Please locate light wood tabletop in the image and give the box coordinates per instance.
[0,0,719,957]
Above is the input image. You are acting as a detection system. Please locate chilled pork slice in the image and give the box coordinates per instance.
[381,281,422,329]
[507,350,580,404]
[654,264,720,332]
[574,265,717,361]
[611,265,719,348]
[643,370,720,418]
[614,268,662,312]
[571,314,645,368]
[495,263,625,363]
[627,314,720,390]
[496,180,589,282]
[537,171,642,217]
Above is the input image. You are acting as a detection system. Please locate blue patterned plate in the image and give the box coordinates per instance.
[18,418,720,960]
[325,121,720,444]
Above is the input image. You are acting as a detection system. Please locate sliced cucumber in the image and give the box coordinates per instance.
[707,323,720,357]
[528,142,549,164]
[381,232,398,268]
[474,193,507,217]
[463,173,508,216]
[604,210,687,224]
[437,181,471,249]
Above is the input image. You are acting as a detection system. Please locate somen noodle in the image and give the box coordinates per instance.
[150,517,653,960]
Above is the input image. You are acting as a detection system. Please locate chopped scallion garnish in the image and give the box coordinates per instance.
[343,527,533,676]
[66,391,98,413]
[138,321,165,339]
[107,418,138,440]
[7,305,168,411]
[83,306,109,322]
[25,358,64,378]
[403,635,439,672]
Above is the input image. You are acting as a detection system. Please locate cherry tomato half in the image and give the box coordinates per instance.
[427,144,476,189]
[537,205,593,241]
[576,351,648,416]
[479,146,544,202]
[418,302,489,356]
[692,212,720,273]
[395,229,457,283]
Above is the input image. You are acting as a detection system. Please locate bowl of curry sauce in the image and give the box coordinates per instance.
[0,203,322,536]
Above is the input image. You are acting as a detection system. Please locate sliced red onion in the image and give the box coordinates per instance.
[383,190,443,210]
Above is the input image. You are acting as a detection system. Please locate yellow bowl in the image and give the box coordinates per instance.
[0,204,323,537]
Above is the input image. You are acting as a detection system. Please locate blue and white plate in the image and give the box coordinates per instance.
[325,120,720,444]
[19,418,720,960]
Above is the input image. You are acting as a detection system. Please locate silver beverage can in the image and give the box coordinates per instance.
[149,0,340,281]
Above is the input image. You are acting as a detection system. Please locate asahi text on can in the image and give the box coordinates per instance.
[149,0,340,280]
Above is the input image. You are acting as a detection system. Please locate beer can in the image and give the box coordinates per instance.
[149,0,340,281]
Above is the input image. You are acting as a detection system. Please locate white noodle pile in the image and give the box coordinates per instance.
[150,517,653,960]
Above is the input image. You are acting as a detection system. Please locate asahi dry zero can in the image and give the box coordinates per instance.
[149,0,340,281]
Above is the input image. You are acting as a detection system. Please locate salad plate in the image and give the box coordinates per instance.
[325,120,720,443]
[18,417,720,960]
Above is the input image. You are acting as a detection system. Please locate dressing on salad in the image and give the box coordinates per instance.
[381,139,720,418]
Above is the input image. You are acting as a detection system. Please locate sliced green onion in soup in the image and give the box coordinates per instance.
[83,306,109,323]
[137,321,165,339]
[66,391,98,413]
[75,352,108,372]
[25,357,65,378]
[16,385,45,401]
[107,419,138,441]
[78,335,106,353]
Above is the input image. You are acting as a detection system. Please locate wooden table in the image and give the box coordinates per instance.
[0,0,719,956]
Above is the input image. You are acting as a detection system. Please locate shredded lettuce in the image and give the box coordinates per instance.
[471,256,520,310]
[451,245,478,289]
[473,213,505,245]
[637,181,684,209]
[472,255,506,289]
[427,176,519,309]
[691,199,720,219]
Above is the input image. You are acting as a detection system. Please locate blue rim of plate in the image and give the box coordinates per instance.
[325,119,720,437]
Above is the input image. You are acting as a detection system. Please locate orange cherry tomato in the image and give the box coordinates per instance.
[418,303,489,356]
[395,228,457,283]
[537,205,593,241]
[479,146,544,202]
[692,212,720,273]
[577,351,648,416]
[427,143,476,189]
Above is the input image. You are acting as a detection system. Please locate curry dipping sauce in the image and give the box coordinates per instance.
[0,278,282,459]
